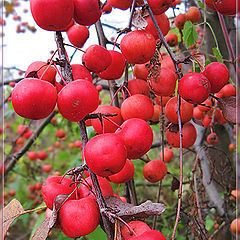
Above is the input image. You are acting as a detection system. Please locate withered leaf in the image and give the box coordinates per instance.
[2,198,25,238]
[218,96,240,124]
[31,217,50,240]
[192,53,205,72]
[105,196,165,221]
[132,9,148,29]
[49,194,69,229]
[171,176,180,191]
[25,70,39,78]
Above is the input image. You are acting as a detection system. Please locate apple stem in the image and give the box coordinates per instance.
[53,63,67,85]
[117,216,138,237]
[102,116,122,130]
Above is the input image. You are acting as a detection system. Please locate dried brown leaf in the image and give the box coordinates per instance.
[2,199,25,238]
[132,9,148,29]
[25,70,38,78]
[105,196,165,221]
[31,218,51,240]
[49,194,69,229]
[218,96,240,124]
[171,176,180,191]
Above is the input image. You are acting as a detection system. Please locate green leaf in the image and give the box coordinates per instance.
[198,1,205,9]
[212,47,223,63]
[205,216,215,231]
[86,225,107,240]
[182,21,198,48]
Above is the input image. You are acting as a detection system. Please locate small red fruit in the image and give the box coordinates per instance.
[73,0,102,26]
[121,94,154,121]
[108,0,133,10]
[84,133,127,177]
[71,64,93,82]
[207,132,219,145]
[165,33,178,47]
[186,6,201,23]
[67,24,89,48]
[12,78,58,120]
[143,160,167,183]
[160,148,174,163]
[41,176,77,210]
[131,229,166,240]
[120,30,156,64]
[166,122,197,148]
[174,13,187,29]
[121,221,151,240]
[116,118,153,159]
[165,96,193,124]
[28,151,38,161]
[38,151,48,160]
[43,164,52,173]
[25,61,56,84]
[82,45,112,73]
[59,198,100,238]
[148,67,177,96]
[148,0,172,14]
[79,176,114,200]
[57,80,99,122]
[108,159,135,184]
[127,78,150,96]
[133,63,149,80]
[145,13,170,39]
[56,129,66,139]
[30,0,74,31]
[98,50,125,80]
[203,62,229,93]
[178,73,211,104]
[91,105,123,134]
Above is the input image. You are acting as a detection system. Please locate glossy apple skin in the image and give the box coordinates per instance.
[59,198,100,238]
[78,176,114,200]
[108,0,133,10]
[82,45,112,73]
[121,221,151,240]
[30,0,74,31]
[166,122,197,148]
[145,14,170,39]
[108,159,135,184]
[121,94,154,121]
[98,50,126,80]
[12,78,57,120]
[67,24,89,48]
[165,96,193,124]
[120,30,156,64]
[115,118,153,159]
[148,0,172,14]
[174,13,187,29]
[143,160,167,183]
[84,133,127,177]
[41,176,77,210]
[73,0,102,26]
[178,73,211,104]
[203,62,229,93]
[57,79,99,122]
[91,105,123,134]
[71,64,93,82]
[25,61,56,84]
[131,230,166,240]
[149,67,177,96]
[127,79,150,96]
[214,0,239,15]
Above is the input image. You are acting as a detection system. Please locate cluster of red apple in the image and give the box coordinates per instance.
[8,0,238,239]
